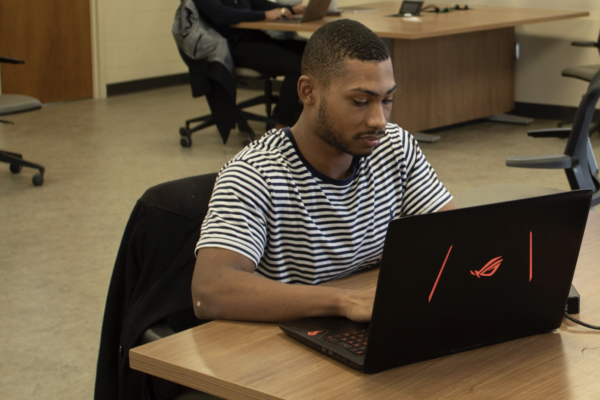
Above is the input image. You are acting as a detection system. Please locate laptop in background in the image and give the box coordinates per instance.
[273,0,332,23]
[280,190,592,373]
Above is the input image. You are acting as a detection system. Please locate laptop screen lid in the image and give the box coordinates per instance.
[273,0,332,23]
[363,190,591,373]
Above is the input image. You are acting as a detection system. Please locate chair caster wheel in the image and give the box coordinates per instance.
[32,174,44,186]
[180,136,192,148]
[9,164,22,174]
[179,127,190,137]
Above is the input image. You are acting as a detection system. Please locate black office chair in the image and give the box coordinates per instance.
[95,172,223,400]
[172,0,280,149]
[561,29,600,83]
[558,29,600,134]
[0,56,45,186]
[178,57,278,148]
[137,173,222,400]
[456,74,600,209]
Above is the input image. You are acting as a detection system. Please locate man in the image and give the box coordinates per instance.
[192,19,457,324]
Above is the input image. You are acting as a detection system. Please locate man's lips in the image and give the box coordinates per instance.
[358,134,385,146]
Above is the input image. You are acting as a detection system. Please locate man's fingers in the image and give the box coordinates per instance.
[344,288,376,322]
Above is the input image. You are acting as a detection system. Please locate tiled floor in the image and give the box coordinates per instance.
[1,84,597,399]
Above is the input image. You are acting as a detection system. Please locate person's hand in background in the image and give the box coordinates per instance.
[292,4,307,14]
[265,7,292,20]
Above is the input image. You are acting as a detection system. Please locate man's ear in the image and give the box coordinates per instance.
[297,75,317,106]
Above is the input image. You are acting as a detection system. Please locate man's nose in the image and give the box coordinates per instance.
[366,104,388,130]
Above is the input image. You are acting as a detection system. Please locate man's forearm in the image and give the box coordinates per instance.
[192,247,375,322]
[193,266,354,322]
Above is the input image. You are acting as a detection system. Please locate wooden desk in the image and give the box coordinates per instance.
[131,211,600,400]
[234,3,588,133]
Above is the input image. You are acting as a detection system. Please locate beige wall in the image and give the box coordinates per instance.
[92,0,187,97]
[476,0,599,108]
[91,0,600,108]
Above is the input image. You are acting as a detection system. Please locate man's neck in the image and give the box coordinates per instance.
[289,117,354,181]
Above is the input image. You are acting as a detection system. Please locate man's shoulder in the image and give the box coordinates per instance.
[217,129,295,180]
[224,128,288,161]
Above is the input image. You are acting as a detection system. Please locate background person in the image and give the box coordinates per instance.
[194,0,308,129]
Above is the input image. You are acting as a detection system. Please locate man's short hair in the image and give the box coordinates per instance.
[301,19,390,88]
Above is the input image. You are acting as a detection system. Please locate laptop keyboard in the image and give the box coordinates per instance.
[325,330,368,356]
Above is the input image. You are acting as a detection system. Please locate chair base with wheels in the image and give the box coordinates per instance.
[179,67,278,148]
[0,149,44,186]
[0,57,46,186]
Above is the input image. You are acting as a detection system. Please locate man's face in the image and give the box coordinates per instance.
[314,58,396,157]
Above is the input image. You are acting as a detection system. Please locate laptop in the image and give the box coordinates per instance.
[279,190,592,373]
[273,0,332,23]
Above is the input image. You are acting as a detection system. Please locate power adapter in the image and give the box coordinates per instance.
[566,284,580,314]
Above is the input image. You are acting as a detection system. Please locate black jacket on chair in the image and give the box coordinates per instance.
[173,0,239,144]
[180,51,237,144]
[94,174,217,400]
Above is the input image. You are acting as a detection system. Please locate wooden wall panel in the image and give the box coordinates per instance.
[0,0,93,103]
[392,28,515,132]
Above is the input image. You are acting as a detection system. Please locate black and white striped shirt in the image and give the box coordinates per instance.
[196,125,452,284]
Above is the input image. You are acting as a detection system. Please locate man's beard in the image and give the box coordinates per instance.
[316,97,386,158]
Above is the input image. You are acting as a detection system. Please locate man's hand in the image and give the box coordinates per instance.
[265,7,292,20]
[292,4,307,15]
[343,288,376,323]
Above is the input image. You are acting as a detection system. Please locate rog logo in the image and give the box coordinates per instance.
[428,231,533,303]
[307,330,323,336]
[471,256,503,278]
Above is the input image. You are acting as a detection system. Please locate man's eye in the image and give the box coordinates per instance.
[353,100,368,106]
[383,98,393,105]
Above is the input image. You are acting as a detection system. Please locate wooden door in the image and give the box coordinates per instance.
[0,0,93,103]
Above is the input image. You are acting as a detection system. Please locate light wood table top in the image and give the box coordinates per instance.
[131,211,600,400]
[234,2,589,39]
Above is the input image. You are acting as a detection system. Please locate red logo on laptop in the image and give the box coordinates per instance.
[429,231,534,303]
[429,245,453,303]
[308,330,323,336]
[471,256,503,278]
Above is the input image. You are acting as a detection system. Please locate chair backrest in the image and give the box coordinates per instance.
[141,172,218,221]
[95,172,219,400]
[564,71,600,206]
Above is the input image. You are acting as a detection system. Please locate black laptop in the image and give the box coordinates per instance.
[273,0,331,23]
[279,190,592,373]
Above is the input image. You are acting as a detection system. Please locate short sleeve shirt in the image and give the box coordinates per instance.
[196,124,452,284]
